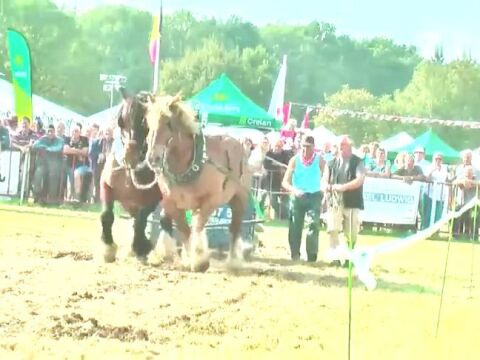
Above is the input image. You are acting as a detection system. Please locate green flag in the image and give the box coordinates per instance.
[6,29,33,121]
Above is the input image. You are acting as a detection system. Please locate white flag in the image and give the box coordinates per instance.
[268,55,287,121]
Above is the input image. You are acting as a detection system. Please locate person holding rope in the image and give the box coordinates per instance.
[282,135,325,262]
[263,139,292,219]
[322,135,365,266]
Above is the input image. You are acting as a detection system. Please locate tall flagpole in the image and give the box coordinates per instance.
[153,0,163,93]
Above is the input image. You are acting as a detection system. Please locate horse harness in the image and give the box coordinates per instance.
[161,130,232,186]
[162,131,206,185]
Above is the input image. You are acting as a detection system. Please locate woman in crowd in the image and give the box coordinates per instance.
[358,144,370,164]
[366,147,391,178]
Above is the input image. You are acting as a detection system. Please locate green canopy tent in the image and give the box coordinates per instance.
[389,129,460,163]
[188,73,280,130]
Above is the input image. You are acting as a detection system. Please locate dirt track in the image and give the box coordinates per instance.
[1,205,480,359]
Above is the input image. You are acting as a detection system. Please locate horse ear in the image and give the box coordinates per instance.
[119,87,129,100]
[167,92,182,109]
[139,94,154,111]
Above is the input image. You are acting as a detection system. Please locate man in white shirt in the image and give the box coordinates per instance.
[456,149,480,180]
[414,146,432,229]
[424,152,448,227]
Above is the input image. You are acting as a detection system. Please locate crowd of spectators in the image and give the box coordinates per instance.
[248,122,480,240]
[0,114,114,206]
[2,114,480,240]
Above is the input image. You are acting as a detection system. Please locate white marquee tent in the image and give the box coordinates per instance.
[203,124,265,145]
[380,131,414,151]
[311,125,337,146]
[86,105,121,127]
[0,78,86,124]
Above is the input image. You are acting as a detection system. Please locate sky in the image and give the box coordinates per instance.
[53,0,479,61]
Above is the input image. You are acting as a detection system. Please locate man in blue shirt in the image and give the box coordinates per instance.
[32,125,64,204]
[282,136,325,262]
[0,121,10,183]
[0,120,10,150]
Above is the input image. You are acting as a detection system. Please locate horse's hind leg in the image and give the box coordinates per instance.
[228,193,247,266]
[131,203,157,260]
[99,198,117,263]
[147,212,177,266]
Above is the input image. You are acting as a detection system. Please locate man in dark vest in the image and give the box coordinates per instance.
[282,135,325,262]
[322,135,365,265]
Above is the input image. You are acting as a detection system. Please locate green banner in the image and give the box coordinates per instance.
[6,29,33,121]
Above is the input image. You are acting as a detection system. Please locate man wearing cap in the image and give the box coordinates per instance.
[282,135,325,262]
[322,135,365,265]
[414,146,431,175]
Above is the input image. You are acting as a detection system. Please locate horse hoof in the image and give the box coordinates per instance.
[191,259,210,273]
[243,248,254,261]
[131,242,153,260]
[97,243,118,263]
[147,251,165,267]
[227,257,243,270]
[136,256,148,265]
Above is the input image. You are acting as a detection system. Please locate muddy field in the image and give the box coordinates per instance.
[1,204,480,359]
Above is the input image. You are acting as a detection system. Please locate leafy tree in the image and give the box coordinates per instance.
[160,39,241,98]
[314,86,382,144]
[387,60,480,149]
[160,38,275,105]
[76,5,153,113]
[2,0,477,150]
[1,0,80,110]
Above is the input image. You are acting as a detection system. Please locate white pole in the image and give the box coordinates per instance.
[20,152,29,203]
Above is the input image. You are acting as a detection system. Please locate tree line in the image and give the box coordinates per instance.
[1,0,479,149]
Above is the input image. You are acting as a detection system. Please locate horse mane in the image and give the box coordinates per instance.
[119,96,138,127]
[146,94,199,135]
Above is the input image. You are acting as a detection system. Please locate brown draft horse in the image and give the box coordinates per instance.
[98,89,172,262]
[137,94,266,272]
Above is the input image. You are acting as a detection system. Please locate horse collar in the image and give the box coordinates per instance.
[162,131,206,185]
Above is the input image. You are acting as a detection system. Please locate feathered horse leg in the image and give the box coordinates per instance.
[227,193,247,268]
[98,182,117,263]
[190,208,212,272]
